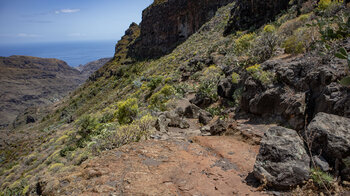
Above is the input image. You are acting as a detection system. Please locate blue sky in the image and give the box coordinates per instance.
[0,0,153,44]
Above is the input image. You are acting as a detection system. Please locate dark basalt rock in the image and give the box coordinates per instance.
[217,77,237,100]
[239,52,349,130]
[315,83,350,118]
[26,115,36,124]
[130,0,234,59]
[190,94,213,109]
[198,110,212,125]
[253,126,310,190]
[224,0,291,35]
[210,119,227,135]
[306,113,350,180]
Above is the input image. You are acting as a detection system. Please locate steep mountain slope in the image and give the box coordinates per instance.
[0,56,111,129]
[0,0,350,195]
[76,57,112,79]
[0,56,83,129]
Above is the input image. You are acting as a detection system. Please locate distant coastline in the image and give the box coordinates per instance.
[0,40,115,67]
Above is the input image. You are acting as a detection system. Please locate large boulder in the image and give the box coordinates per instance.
[210,119,227,135]
[165,111,190,129]
[240,53,348,130]
[253,126,310,190]
[198,110,213,125]
[280,92,306,130]
[155,110,190,132]
[190,94,213,108]
[175,99,201,118]
[155,114,171,133]
[217,77,236,99]
[315,83,350,118]
[306,113,350,180]
[249,87,284,115]
[184,104,201,119]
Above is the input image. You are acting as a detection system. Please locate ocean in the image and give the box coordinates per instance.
[0,40,116,67]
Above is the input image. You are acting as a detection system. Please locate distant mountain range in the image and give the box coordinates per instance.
[76,57,111,79]
[0,55,111,129]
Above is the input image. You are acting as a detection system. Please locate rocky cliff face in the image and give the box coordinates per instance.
[130,0,234,59]
[0,56,84,129]
[224,0,290,34]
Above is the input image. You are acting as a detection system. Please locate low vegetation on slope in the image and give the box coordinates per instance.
[1,0,350,195]
[0,56,84,129]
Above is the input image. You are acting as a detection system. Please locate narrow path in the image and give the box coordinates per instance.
[45,98,276,195]
[53,136,266,195]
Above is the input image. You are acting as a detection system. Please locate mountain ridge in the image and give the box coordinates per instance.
[0,56,110,129]
[0,0,350,195]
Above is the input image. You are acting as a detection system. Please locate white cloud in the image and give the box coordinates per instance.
[0,33,41,38]
[67,33,86,37]
[55,9,80,14]
[17,33,41,38]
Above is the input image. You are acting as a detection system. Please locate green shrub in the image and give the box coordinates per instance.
[278,16,307,37]
[246,64,275,85]
[282,35,305,54]
[251,27,279,62]
[335,47,350,86]
[48,163,64,172]
[310,168,334,187]
[149,84,175,110]
[195,65,222,103]
[60,145,76,157]
[233,87,243,106]
[318,0,332,10]
[88,114,155,154]
[116,98,138,124]
[206,107,223,116]
[99,111,114,123]
[137,114,156,133]
[77,115,98,139]
[234,33,256,55]
[298,14,311,22]
[231,72,240,84]
[147,76,163,90]
[263,24,276,33]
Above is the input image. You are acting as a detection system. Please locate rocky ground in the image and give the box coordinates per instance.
[1,1,350,195]
[37,111,273,196]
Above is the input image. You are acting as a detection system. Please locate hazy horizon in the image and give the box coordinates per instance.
[0,0,153,44]
[0,40,116,67]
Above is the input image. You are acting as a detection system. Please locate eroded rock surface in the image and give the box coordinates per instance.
[224,0,290,34]
[253,126,310,190]
[41,137,264,195]
[130,0,234,58]
[239,53,349,130]
[307,112,350,180]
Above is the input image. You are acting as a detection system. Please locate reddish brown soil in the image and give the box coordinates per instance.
[50,135,266,196]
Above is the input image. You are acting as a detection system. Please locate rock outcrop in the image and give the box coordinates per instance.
[238,52,349,130]
[224,0,291,34]
[89,23,140,81]
[306,113,350,180]
[253,126,310,190]
[130,0,234,58]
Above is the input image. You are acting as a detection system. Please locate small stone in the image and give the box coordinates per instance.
[312,156,330,172]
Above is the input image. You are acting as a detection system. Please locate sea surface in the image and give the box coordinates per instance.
[0,40,116,67]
